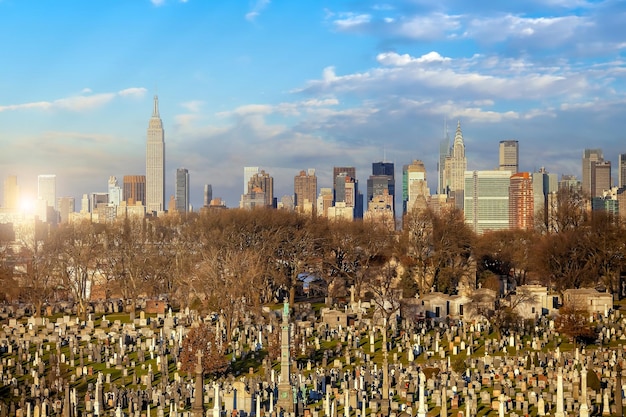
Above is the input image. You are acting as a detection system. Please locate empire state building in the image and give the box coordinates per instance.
[146,95,165,213]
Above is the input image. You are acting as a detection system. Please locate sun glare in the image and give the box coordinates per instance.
[20,197,35,213]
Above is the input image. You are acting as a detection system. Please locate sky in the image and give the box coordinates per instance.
[0,0,625,210]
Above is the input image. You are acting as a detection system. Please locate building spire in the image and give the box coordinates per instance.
[152,95,160,118]
[454,120,463,146]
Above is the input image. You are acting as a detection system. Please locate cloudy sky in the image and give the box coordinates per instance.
[0,0,625,209]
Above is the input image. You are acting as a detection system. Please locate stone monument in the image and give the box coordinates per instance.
[277,302,294,413]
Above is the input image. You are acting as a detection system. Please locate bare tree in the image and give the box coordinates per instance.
[194,244,264,347]
[537,186,588,234]
[584,211,626,293]
[322,220,391,302]
[399,208,436,295]
[46,220,105,319]
[400,207,474,294]
[534,229,595,291]
[555,303,597,346]
[179,323,229,378]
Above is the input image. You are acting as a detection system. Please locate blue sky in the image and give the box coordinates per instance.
[0,0,625,209]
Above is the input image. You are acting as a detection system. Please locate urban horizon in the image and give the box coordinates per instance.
[1,1,625,213]
[1,135,625,215]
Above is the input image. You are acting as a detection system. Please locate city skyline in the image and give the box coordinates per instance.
[0,1,625,209]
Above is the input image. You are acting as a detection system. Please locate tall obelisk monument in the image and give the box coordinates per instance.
[277,302,294,413]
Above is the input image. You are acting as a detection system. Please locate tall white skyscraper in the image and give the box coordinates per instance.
[443,121,467,208]
[146,95,165,213]
[37,174,56,209]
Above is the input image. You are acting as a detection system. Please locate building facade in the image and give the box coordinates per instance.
[617,153,626,188]
[146,95,165,214]
[443,121,467,207]
[294,169,317,211]
[57,196,75,224]
[242,170,274,208]
[402,160,429,214]
[464,170,511,234]
[37,174,56,210]
[499,140,519,173]
[123,175,146,205]
[175,168,190,213]
[509,172,534,230]
[368,162,395,217]
[3,175,19,210]
[108,177,122,207]
[591,160,611,198]
[204,184,212,207]
[316,188,333,218]
[582,148,603,197]
[438,122,451,195]
[243,167,259,194]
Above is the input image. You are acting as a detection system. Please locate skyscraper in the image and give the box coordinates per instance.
[443,121,467,207]
[316,188,333,218]
[372,161,395,177]
[108,176,122,206]
[3,175,19,210]
[333,166,356,202]
[146,95,165,213]
[402,160,429,214]
[464,170,511,234]
[509,172,533,230]
[618,154,626,189]
[241,170,274,208]
[332,166,362,217]
[244,167,259,193]
[37,174,56,209]
[591,160,611,197]
[294,169,317,210]
[123,175,146,205]
[57,196,75,223]
[499,140,519,173]
[438,120,450,195]
[582,148,603,196]
[367,162,395,217]
[333,172,357,218]
[204,184,212,207]
[175,168,190,213]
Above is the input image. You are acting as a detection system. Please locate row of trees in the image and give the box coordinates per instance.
[1,187,625,322]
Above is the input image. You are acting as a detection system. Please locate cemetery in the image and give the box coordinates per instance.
[0,287,623,417]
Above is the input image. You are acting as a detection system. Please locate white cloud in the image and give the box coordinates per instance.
[246,0,271,22]
[393,13,461,40]
[150,0,165,6]
[465,14,591,47]
[301,98,339,107]
[118,87,147,97]
[180,100,205,112]
[333,13,372,30]
[0,101,52,112]
[377,51,451,66]
[54,93,116,111]
[0,87,147,113]
[299,51,587,102]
